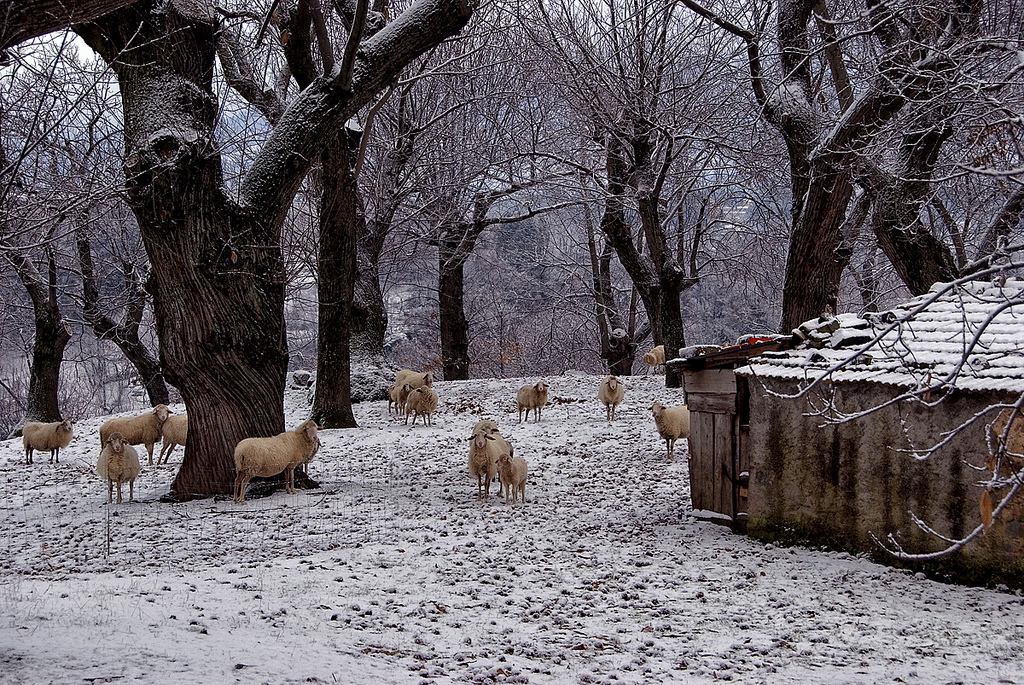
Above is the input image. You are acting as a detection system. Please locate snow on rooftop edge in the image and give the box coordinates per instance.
[733,278,1024,393]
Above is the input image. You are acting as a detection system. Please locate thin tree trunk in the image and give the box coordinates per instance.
[311,131,358,428]
[439,246,470,380]
[76,231,169,407]
[23,249,70,423]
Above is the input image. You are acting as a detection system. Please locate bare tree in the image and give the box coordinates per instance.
[679,0,1024,332]
[75,0,473,499]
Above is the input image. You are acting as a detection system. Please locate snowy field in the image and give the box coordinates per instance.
[1,374,1023,685]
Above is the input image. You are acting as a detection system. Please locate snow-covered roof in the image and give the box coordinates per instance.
[735,278,1024,393]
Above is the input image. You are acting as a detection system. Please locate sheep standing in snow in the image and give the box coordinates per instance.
[233,420,321,504]
[651,401,690,460]
[405,386,439,426]
[388,383,414,417]
[158,414,188,464]
[96,431,141,504]
[394,369,434,390]
[516,381,549,423]
[496,452,528,504]
[99,404,171,466]
[598,375,625,421]
[643,345,666,373]
[22,419,74,464]
[467,421,512,500]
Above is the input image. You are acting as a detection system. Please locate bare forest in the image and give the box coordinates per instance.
[1,0,1023,506]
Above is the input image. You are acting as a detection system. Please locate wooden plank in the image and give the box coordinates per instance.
[737,424,750,516]
[688,412,714,511]
[683,369,737,395]
[687,393,737,415]
[713,413,734,518]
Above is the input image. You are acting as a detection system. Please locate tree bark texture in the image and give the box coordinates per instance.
[598,134,691,387]
[76,231,170,407]
[0,0,136,51]
[311,132,358,429]
[22,249,70,423]
[587,210,634,376]
[79,3,294,499]
[78,0,472,499]
[439,239,470,381]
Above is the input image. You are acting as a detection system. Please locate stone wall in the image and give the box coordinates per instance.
[745,378,1024,588]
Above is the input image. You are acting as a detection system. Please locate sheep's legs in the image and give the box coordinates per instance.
[233,471,250,503]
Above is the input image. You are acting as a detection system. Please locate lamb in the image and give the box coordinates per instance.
[405,386,439,426]
[598,375,625,421]
[516,381,549,423]
[496,452,528,504]
[651,401,690,460]
[99,404,171,466]
[233,420,321,504]
[158,414,188,464]
[643,345,666,372]
[22,419,74,464]
[467,421,512,500]
[388,383,414,416]
[96,431,141,504]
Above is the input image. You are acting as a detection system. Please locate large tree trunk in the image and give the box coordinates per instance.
[76,231,169,407]
[311,132,358,428]
[23,249,70,423]
[79,3,288,500]
[78,0,473,499]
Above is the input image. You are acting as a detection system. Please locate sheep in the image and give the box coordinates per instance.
[96,431,141,504]
[643,345,666,373]
[467,421,512,500]
[158,414,188,464]
[516,381,549,423]
[496,452,528,504]
[99,404,171,466]
[598,375,625,421]
[22,419,73,464]
[405,386,439,426]
[394,369,434,390]
[651,401,690,460]
[388,383,414,416]
[233,420,321,504]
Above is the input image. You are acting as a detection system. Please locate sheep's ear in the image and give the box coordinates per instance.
[485,434,495,441]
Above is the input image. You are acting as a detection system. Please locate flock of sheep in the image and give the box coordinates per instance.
[19,349,692,506]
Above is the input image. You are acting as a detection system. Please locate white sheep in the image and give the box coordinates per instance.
[233,420,321,504]
[388,383,414,416]
[96,431,141,504]
[516,381,549,423]
[22,419,73,464]
[158,414,188,464]
[598,375,625,421]
[405,386,439,426]
[496,452,528,504]
[99,404,171,466]
[643,345,666,372]
[394,369,434,390]
[651,401,690,460]
[467,421,512,500]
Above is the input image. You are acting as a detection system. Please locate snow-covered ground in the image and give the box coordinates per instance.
[1,374,1022,684]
